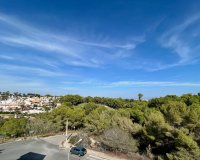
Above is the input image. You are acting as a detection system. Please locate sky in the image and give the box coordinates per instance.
[0,0,200,99]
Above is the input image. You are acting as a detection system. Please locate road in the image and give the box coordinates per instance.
[0,137,106,160]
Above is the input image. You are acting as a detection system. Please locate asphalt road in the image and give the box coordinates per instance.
[0,138,105,160]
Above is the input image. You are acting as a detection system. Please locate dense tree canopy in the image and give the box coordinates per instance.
[0,118,28,137]
[1,93,200,159]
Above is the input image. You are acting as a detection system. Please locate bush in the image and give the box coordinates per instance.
[0,118,28,137]
[100,127,138,153]
[69,133,91,147]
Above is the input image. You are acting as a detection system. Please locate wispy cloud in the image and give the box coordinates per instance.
[127,13,200,72]
[0,53,61,69]
[0,64,69,77]
[0,75,43,90]
[0,75,66,95]
[103,81,200,87]
[0,13,143,68]
[0,55,14,60]
[61,80,200,88]
[65,87,80,91]
[159,13,200,68]
[140,60,197,72]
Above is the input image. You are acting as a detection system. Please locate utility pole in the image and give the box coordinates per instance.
[66,119,68,141]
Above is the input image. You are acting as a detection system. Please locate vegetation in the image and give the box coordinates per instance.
[1,93,200,159]
[0,118,28,137]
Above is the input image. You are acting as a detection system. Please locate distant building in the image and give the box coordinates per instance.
[0,94,59,113]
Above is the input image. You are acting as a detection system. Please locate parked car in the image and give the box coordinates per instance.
[70,147,87,156]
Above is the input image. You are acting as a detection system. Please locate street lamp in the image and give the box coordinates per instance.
[67,138,82,160]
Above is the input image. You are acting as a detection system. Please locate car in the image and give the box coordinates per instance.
[70,146,87,156]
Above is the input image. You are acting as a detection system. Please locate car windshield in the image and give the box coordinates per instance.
[81,148,86,151]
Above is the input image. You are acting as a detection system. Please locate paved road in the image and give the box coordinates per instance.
[0,138,105,160]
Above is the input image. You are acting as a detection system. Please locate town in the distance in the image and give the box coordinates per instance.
[0,91,60,115]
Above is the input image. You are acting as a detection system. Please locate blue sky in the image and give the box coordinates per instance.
[0,0,200,98]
